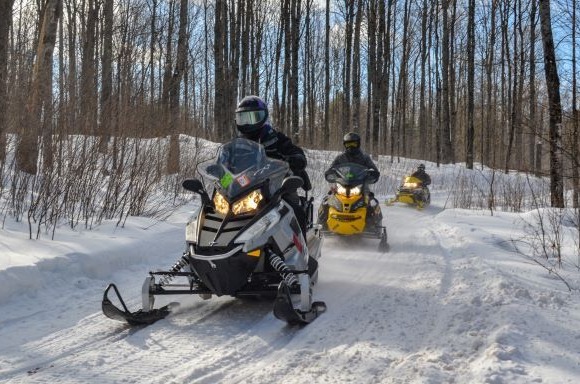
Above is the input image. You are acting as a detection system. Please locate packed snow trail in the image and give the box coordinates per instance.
[0,194,579,383]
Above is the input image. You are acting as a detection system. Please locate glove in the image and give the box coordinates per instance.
[285,153,307,170]
[367,169,380,181]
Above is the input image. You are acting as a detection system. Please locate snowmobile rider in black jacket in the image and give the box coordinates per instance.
[325,132,380,184]
[318,132,381,228]
[410,163,431,186]
[235,95,311,235]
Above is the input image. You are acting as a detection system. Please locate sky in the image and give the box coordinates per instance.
[0,145,579,384]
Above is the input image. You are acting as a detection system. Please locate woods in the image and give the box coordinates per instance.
[0,0,579,233]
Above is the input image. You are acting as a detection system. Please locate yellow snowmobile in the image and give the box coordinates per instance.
[318,162,388,252]
[387,175,431,209]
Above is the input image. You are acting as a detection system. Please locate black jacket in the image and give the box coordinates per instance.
[327,149,380,184]
[259,127,311,190]
[410,169,431,186]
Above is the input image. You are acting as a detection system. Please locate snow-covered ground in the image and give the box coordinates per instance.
[1,152,579,384]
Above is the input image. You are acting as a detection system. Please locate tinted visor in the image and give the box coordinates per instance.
[344,140,359,149]
[236,110,266,126]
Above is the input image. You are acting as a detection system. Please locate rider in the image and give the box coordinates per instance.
[410,163,431,186]
[318,132,381,228]
[235,95,310,234]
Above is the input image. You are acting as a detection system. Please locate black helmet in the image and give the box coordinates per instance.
[418,163,425,171]
[343,132,361,154]
[235,95,269,139]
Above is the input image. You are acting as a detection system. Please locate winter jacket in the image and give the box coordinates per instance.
[410,169,431,186]
[326,149,380,184]
[257,124,311,191]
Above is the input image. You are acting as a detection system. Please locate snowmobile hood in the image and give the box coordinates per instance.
[325,162,371,187]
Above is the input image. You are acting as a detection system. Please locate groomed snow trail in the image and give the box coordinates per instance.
[0,196,577,383]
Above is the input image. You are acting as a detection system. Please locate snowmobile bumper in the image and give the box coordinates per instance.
[102,283,173,326]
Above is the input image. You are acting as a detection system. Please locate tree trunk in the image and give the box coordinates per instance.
[539,0,564,208]
[529,0,538,175]
[466,0,475,169]
[214,0,227,140]
[0,0,15,162]
[351,0,362,133]
[16,0,62,174]
[572,0,579,208]
[323,0,330,148]
[167,0,188,174]
[419,0,429,160]
[290,0,301,143]
[99,0,114,154]
[440,0,453,163]
[80,0,97,136]
[342,0,355,134]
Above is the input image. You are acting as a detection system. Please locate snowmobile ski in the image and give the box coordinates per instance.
[102,283,173,326]
[273,281,326,325]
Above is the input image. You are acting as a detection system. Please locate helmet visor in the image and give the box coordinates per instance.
[236,110,266,126]
[344,140,359,149]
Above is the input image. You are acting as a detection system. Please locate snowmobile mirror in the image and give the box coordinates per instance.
[182,179,211,206]
[281,176,303,193]
[325,170,337,183]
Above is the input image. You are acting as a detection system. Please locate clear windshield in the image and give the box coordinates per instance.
[326,162,369,187]
[199,138,289,199]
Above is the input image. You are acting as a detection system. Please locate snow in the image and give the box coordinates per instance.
[1,149,580,384]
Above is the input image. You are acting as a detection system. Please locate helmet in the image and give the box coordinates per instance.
[418,163,425,171]
[343,132,361,154]
[235,96,269,140]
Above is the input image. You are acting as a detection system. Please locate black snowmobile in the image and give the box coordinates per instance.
[102,138,325,326]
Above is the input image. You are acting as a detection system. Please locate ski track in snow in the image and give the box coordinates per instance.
[1,192,579,383]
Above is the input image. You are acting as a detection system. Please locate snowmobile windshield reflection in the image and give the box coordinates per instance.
[199,138,289,200]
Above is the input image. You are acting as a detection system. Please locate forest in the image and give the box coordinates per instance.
[0,0,579,236]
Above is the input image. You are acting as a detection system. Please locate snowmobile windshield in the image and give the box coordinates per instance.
[199,138,289,199]
[326,162,370,187]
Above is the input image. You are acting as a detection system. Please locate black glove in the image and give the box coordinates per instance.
[285,153,307,170]
[367,169,380,183]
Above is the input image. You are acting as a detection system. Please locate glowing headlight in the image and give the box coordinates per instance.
[232,190,263,215]
[350,185,362,196]
[213,192,229,215]
[336,184,348,196]
[403,182,419,189]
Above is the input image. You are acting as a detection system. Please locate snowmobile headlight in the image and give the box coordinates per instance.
[336,184,348,196]
[232,190,263,215]
[213,191,229,215]
[403,182,419,189]
[350,185,362,196]
[235,208,281,244]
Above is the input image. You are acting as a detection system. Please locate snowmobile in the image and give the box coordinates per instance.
[318,162,388,252]
[102,138,326,326]
[386,175,431,209]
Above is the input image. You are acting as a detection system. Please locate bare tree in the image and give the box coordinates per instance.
[290,0,301,142]
[466,0,475,169]
[166,0,188,174]
[529,0,540,176]
[440,0,454,163]
[342,0,355,134]
[0,0,15,162]
[323,0,330,148]
[98,0,114,155]
[539,0,564,208]
[351,0,363,134]
[16,0,62,174]
[573,0,579,208]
